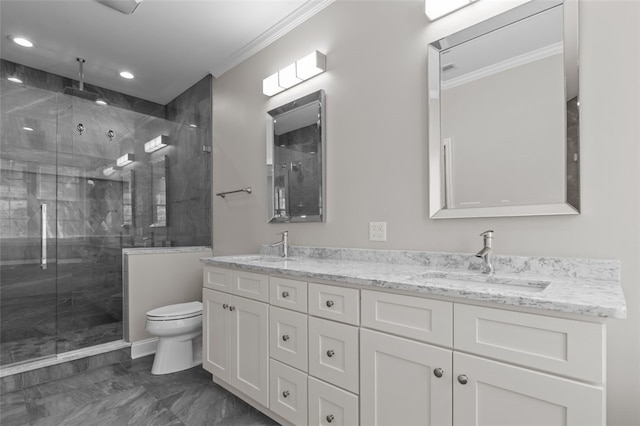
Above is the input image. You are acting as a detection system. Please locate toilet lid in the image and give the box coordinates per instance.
[147,301,203,319]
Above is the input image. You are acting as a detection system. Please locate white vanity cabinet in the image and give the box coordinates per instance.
[203,264,607,426]
[360,289,606,426]
[202,267,269,407]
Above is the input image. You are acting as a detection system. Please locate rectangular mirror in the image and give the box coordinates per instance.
[267,90,325,223]
[428,0,579,219]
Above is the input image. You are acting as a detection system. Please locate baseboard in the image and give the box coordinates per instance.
[130,337,158,359]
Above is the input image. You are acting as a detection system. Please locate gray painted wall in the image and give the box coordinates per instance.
[210,1,640,424]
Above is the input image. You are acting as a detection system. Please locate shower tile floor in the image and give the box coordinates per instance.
[0,355,279,426]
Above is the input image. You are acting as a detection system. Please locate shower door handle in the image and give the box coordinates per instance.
[41,204,47,270]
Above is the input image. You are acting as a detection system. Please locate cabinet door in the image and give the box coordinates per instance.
[308,377,359,426]
[453,352,604,426]
[269,359,308,425]
[230,295,270,407]
[202,288,231,382]
[361,328,453,426]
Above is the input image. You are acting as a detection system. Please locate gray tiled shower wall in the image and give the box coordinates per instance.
[0,59,211,364]
[1,59,212,255]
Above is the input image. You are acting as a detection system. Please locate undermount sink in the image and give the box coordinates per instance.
[419,271,551,292]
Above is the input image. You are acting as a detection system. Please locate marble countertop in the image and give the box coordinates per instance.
[201,246,626,319]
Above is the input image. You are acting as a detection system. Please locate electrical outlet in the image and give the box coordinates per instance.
[369,222,387,242]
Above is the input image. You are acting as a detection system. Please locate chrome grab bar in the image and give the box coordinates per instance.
[41,204,47,270]
[216,187,252,198]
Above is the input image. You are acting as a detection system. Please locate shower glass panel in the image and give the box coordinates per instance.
[0,82,59,365]
[1,76,207,367]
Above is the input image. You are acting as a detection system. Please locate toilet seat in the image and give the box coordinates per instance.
[147,301,203,321]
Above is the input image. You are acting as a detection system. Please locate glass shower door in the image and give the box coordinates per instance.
[0,81,59,366]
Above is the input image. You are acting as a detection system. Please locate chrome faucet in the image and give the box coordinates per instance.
[269,231,289,258]
[475,230,494,274]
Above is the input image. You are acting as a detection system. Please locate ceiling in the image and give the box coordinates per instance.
[0,0,333,105]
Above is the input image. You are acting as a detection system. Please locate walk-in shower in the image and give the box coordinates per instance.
[0,60,212,370]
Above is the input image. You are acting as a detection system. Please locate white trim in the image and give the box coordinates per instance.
[131,338,158,359]
[441,42,563,90]
[211,0,335,77]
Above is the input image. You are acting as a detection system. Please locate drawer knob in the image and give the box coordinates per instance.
[229,306,236,312]
[222,304,228,310]
[326,414,335,423]
[282,334,290,342]
[458,374,468,385]
[326,349,335,358]
[326,300,334,308]
[282,390,290,398]
[282,291,289,298]
[434,368,443,378]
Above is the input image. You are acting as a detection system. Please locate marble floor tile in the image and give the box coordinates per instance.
[0,355,278,426]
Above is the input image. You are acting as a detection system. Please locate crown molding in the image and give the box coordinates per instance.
[211,0,334,77]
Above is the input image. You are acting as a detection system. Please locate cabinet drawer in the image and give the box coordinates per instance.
[203,266,232,292]
[308,283,359,325]
[454,304,605,383]
[309,317,359,394]
[269,359,308,426]
[270,277,308,313]
[362,290,453,347]
[270,306,308,372]
[308,377,359,426]
[232,270,269,302]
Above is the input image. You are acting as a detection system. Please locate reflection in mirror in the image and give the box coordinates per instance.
[122,171,134,228]
[150,156,167,227]
[267,90,325,223]
[428,0,579,219]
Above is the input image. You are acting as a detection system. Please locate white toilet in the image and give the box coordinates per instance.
[146,301,203,375]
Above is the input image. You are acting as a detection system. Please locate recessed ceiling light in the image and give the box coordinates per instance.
[119,71,134,79]
[11,36,34,48]
[95,99,108,106]
[8,77,23,84]
[22,127,34,132]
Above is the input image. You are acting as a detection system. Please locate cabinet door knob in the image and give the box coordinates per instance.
[326,349,335,357]
[222,304,228,310]
[458,374,468,385]
[282,291,289,298]
[326,300,334,308]
[282,334,290,341]
[229,306,236,311]
[434,368,444,378]
[326,414,335,423]
[282,390,290,398]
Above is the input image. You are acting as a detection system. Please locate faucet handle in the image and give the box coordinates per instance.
[480,230,494,237]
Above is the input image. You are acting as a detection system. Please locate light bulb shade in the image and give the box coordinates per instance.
[263,72,284,96]
[425,0,477,21]
[262,51,326,96]
[116,153,134,167]
[296,51,326,80]
[144,135,168,153]
[278,63,302,89]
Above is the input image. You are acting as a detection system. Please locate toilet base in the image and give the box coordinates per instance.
[151,331,201,375]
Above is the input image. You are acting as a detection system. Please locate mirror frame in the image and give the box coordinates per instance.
[267,90,326,223]
[428,0,579,219]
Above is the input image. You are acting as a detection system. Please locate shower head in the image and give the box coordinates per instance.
[63,58,99,102]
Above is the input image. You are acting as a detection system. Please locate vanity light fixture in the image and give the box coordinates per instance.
[11,36,34,48]
[425,0,480,21]
[119,71,134,79]
[8,77,23,84]
[262,50,326,96]
[116,153,134,167]
[144,135,168,153]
